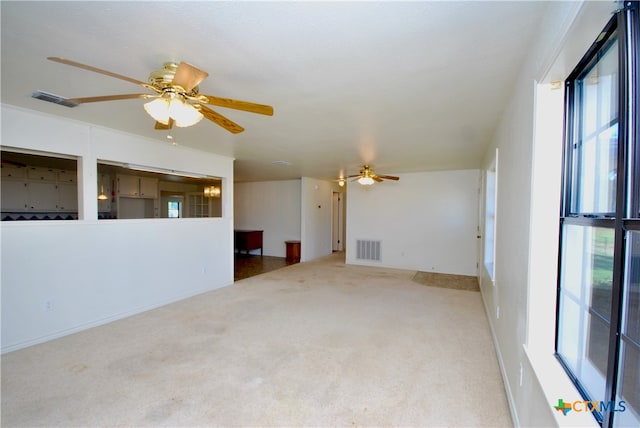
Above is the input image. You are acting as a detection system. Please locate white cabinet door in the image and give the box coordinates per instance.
[28,182,58,210]
[118,174,139,197]
[1,165,27,179]
[57,183,78,211]
[57,169,76,183]
[1,181,28,210]
[27,167,57,182]
[139,177,158,199]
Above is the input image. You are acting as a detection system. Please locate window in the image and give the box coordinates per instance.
[484,149,498,281]
[1,150,78,221]
[167,201,181,218]
[97,162,222,220]
[556,4,639,427]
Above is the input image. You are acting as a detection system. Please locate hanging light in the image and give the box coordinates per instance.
[98,174,109,200]
[204,185,221,198]
[338,178,345,187]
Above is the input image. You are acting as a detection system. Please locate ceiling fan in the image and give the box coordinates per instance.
[348,165,399,185]
[39,57,274,134]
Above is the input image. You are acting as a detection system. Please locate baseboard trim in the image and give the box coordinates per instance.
[479,289,521,428]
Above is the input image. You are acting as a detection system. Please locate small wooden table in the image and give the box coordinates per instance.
[235,230,263,256]
[285,240,301,263]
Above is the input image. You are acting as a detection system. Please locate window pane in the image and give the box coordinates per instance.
[572,36,619,215]
[615,231,640,426]
[582,38,619,134]
[575,125,618,214]
[484,150,498,280]
[624,232,640,343]
[615,340,640,427]
[557,225,614,400]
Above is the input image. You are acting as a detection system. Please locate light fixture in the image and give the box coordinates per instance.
[204,185,221,198]
[143,98,170,124]
[143,93,203,128]
[98,174,109,200]
[338,178,345,187]
[357,168,375,185]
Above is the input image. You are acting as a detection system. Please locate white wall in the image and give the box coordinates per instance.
[300,177,333,262]
[233,178,333,261]
[478,1,617,427]
[234,180,301,257]
[345,169,479,276]
[1,105,235,353]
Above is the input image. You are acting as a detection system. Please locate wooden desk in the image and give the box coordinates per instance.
[235,230,263,255]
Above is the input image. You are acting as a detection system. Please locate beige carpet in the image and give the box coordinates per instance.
[1,253,512,427]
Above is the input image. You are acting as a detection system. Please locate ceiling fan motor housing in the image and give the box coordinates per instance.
[148,62,199,95]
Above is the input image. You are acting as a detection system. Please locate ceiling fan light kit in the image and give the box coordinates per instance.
[41,57,274,133]
[143,94,203,127]
[357,176,375,186]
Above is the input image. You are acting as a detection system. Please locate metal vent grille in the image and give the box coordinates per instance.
[356,240,381,261]
[32,91,78,108]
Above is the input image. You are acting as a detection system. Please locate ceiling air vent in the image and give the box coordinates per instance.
[32,90,78,108]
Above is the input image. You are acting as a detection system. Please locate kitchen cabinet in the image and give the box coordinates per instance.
[118,174,140,197]
[57,183,78,211]
[1,165,27,179]
[0,181,74,212]
[118,174,158,198]
[27,167,57,182]
[57,169,76,183]
[139,177,158,198]
[1,181,28,210]
[28,182,58,210]
[0,153,79,220]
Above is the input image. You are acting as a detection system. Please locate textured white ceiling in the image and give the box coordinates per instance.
[1,1,548,182]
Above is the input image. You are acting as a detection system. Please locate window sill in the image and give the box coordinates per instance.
[523,345,599,427]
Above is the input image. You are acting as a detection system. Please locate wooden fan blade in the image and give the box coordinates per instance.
[201,95,274,116]
[47,57,146,86]
[66,93,152,104]
[197,105,244,134]
[347,174,361,178]
[172,62,208,92]
[154,118,174,130]
[373,176,384,182]
[377,175,400,181]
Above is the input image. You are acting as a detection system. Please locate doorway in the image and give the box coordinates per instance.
[332,191,344,251]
